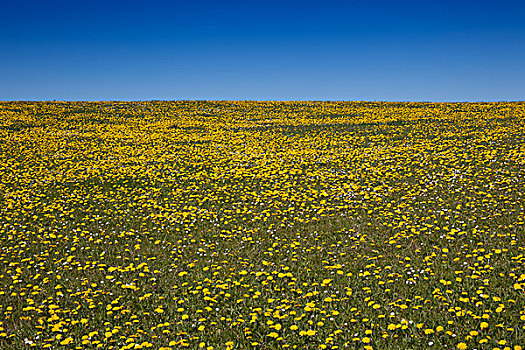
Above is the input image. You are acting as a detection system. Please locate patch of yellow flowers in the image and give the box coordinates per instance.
[0,101,524,349]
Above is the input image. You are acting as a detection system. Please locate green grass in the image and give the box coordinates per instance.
[0,101,524,350]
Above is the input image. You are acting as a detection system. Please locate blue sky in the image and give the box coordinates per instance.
[1,0,524,101]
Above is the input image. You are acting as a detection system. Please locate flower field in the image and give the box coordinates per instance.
[0,101,524,349]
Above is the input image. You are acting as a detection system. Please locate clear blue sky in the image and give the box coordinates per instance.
[1,0,524,101]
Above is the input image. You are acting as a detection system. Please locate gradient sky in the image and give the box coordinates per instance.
[1,0,524,101]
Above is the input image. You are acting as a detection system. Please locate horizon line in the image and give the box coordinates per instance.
[1,100,524,103]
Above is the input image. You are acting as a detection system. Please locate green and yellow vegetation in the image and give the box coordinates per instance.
[0,101,524,349]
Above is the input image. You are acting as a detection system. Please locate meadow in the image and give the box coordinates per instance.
[0,101,524,350]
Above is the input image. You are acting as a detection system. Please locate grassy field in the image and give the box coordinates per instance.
[0,101,524,349]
